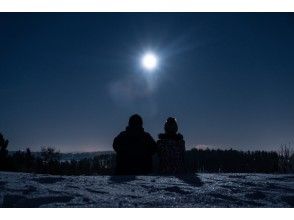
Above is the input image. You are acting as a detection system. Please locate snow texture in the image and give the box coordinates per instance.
[0,171,293,207]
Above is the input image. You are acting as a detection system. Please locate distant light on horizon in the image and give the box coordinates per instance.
[141,52,158,71]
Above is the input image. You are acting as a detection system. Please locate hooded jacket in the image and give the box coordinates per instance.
[113,126,157,175]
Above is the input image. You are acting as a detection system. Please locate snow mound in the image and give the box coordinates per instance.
[0,171,293,207]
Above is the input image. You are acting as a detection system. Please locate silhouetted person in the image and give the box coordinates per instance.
[157,117,185,174]
[113,114,157,175]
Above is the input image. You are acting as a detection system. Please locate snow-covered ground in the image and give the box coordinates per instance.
[0,171,293,207]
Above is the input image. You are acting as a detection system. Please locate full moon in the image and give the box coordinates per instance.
[141,52,158,71]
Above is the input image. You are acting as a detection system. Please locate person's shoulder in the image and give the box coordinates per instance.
[143,132,155,142]
[158,133,184,141]
[177,133,184,140]
[158,133,166,140]
[143,131,153,138]
[115,131,127,139]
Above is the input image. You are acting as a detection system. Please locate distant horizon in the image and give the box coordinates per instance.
[7,143,290,153]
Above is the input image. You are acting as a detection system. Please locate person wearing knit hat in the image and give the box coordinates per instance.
[157,117,186,174]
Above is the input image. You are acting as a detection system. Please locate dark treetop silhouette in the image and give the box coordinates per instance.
[113,114,157,175]
[157,117,186,174]
[0,132,293,175]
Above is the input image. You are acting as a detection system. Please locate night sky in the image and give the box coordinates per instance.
[1,13,294,152]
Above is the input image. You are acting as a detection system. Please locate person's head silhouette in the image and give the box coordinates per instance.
[164,117,178,134]
[128,114,143,128]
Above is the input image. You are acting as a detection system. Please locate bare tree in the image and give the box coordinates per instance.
[278,143,293,173]
[0,133,9,158]
[41,147,60,163]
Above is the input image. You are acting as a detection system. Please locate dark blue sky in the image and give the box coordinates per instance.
[1,13,293,152]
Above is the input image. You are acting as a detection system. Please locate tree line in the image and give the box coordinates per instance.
[0,133,293,175]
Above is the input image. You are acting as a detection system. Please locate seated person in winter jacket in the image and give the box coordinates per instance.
[113,114,157,175]
[157,117,186,174]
